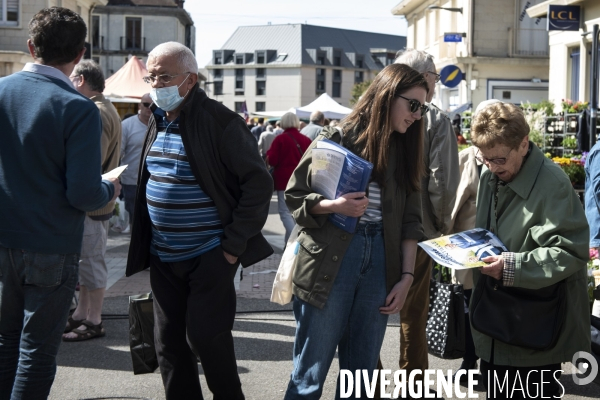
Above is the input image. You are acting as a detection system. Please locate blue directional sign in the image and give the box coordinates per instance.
[439,65,463,88]
[444,33,463,43]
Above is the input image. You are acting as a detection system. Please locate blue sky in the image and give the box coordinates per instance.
[183,0,408,68]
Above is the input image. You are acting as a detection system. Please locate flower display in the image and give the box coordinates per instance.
[552,154,586,186]
[589,248,600,305]
[561,98,589,114]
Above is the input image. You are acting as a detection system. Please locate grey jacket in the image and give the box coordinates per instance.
[421,105,460,239]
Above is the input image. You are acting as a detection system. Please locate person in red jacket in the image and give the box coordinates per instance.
[266,112,312,243]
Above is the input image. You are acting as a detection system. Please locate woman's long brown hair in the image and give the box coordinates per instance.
[340,63,428,193]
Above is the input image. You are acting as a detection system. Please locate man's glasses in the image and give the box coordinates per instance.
[475,148,514,165]
[142,73,188,84]
[141,102,152,108]
[396,95,429,117]
[428,71,441,83]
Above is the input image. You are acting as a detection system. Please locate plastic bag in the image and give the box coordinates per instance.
[270,225,300,305]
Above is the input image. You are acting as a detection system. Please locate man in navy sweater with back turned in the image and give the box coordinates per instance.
[0,7,120,399]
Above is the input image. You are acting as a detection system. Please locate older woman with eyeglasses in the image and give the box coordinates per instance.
[469,102,591,399]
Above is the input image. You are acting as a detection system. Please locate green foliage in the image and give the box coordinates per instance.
[560,163,585,186]
[562,135,577,149]
[458,144,471,152]
[350,80,373,106]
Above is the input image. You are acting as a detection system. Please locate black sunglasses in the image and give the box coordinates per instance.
[141,102,152,108]
[396,95,429,117]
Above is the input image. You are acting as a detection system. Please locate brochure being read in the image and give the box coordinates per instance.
[311,139,373,233]
[418,228,508,270]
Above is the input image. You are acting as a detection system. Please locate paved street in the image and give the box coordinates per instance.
[48,195,600,399]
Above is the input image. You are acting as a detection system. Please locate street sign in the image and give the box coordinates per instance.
[439,65,463,88]
[548,5,580,31]
[444,33,463,43]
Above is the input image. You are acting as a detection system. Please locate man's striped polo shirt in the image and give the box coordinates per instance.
[145,110,223,262]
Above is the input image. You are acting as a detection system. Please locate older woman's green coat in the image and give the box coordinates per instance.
[285,126,424,309]
[473,143,591,367]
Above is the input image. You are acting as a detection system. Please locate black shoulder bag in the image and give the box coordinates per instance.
[469,191,566,350]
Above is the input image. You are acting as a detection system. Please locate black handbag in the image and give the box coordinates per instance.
[129,292,159,375]
[426,267,466,359]
[470,275,566,350]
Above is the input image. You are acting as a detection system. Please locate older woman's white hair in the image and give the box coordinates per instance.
[148,41,198,75]
[280,112,300,130]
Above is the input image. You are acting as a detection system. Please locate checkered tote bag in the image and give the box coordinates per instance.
[425,268,466,359]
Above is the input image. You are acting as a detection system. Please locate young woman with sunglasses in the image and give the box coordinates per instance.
[283,64,429,399]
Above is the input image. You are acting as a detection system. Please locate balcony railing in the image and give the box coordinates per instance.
[120,37,146,52]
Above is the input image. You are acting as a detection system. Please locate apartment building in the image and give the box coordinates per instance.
[392,0,550,111]
[0,0,107,77]
[205,24,406,114]
[91,0,194,77]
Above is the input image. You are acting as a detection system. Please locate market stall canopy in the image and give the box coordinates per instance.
[104,56,149,101]
[295,93,353,120]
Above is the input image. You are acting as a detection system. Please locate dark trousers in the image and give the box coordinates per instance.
[149,246,244,400]
[400,247,432,379]
[481,356,561,399]
[463,289,478,367]
[121,184,137,225]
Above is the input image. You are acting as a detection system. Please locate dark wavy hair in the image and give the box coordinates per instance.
[29,7,86,65]
[340,63,428,193]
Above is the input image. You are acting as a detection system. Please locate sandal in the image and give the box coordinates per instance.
[64,316,85,333]
[62,320,105,342]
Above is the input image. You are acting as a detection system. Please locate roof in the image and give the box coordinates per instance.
[108,0,179,6]
[212,24,405,69]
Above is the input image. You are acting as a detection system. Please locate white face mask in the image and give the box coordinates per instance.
[149,74,190,111]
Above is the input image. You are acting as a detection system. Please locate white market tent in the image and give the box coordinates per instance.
[103,56,149,102]
[295,93,353,120]
[252,93,353,119]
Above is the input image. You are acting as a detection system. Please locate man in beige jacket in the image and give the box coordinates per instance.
[64,60,121,341]
[394,49,460,394]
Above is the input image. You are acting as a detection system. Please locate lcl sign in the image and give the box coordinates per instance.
[547,5,580,31]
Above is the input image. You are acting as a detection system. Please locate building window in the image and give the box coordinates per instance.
[0,0,18,26]
[570,51,580,101]
[333,51,341,67]
[235,55,244,65]
[257,52,265,64]
[332,69,341,97]
[125,17,142,50]
[356,57,363,68]
[235,68,244,93]
[91,16,100,50]
[316,68,325,94]
[256,68,265,79]
[256,102,266,112]
[355,71,363,84]
[214,53,222,65]
[256,80,266,96]
[234,102,245,113]
[276,53,287,62]
[214,81,223,95]
[317,52,326,65]
[213,69,223,79]
[92,56,100,64]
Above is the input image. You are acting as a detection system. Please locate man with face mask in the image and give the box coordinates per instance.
[125,42,273,400]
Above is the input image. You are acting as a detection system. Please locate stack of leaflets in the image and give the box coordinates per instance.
[311,139,373,233]
[418,228,508,270]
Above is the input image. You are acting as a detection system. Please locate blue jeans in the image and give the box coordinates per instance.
[278,190,295,244]
[284,222,389,400]
[0,246,78,400]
